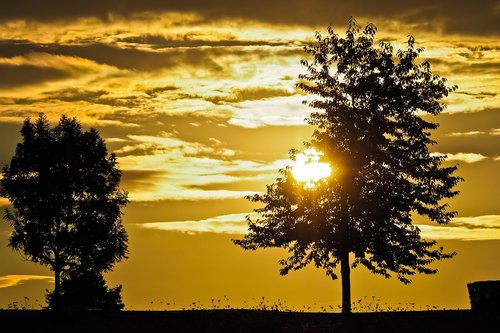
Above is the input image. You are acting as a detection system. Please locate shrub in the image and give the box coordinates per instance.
[467,280,500,312]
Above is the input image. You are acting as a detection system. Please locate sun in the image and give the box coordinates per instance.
[292,148,332,188]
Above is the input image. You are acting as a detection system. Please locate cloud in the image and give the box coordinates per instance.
[445,152,488,163]
[0,52,118,91]
[451,215,500,229]
[141,213,500,241]
[418,224,500,241]
[432,152,488,163]
[228,95,312,128]
[207,86,297,105]
[446,131,485,137]
[118,34,294,49]
[0,19,497,132]
[117,133,288,201]
[0,42,228,73]
[141,213,254,235]
[0,275,54,289]
[0,64,70,88]
[0,1,498,36]
[0,52,114,76]
[418,215,500,241]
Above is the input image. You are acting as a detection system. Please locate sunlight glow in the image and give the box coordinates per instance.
[292,148,332,188]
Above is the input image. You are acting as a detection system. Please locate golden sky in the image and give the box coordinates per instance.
[0,1,499,310]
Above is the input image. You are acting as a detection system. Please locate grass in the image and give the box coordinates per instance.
[1,308,498,333]
[3,295,496,332]
[4,295,454,312]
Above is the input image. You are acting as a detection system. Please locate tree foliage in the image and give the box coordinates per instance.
[1,113,128,310]
[234,19,461,312]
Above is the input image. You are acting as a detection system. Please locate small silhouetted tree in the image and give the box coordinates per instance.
[1,114,128,310]
[46,271,124,311]
[234,19,461,313]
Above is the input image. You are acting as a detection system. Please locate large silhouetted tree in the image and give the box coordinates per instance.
[1,114,128,310]
[234,19,461,313]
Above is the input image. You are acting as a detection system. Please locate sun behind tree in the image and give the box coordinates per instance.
[291,148,332,188]
[234,18,461,314]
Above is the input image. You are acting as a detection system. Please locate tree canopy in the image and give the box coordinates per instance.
[234,19,461,313]
[1,114,128,310]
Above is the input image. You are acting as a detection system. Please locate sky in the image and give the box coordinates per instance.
[0,1,499,310]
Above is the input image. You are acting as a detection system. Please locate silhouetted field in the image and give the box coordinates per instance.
[1,309,498,333]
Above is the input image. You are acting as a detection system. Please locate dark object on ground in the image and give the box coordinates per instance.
[0,309,498,333]
[468,280,500,312]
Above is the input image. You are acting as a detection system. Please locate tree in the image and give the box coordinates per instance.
[234,19,461,313]
[1,113,128,310]
[46,271,124,311]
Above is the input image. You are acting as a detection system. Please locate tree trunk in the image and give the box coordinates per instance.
[340,249,351,314]
[54,252,61,311]
[339,184,351,314]
[53,217,61,311]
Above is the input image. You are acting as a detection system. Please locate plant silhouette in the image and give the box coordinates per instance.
[234,18,461,314]
[46,270,124,311]
[1,113,128,310]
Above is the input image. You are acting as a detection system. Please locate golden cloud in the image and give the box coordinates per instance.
[444,152,488,163]
[0,275,54,289]
[446,131,485,137]
[141,213,254,235]
[117,133,288,201]
[432,152,488,163]
[141,213,500,241]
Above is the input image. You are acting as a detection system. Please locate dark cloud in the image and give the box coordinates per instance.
[0,1,498,35]
[456,91,497,99]
[121,170,167,193]
[0,88,142,109]
[0,64,70,88]
[0,41,220,72]
[0,41,300,73]
[118,35,295,49]
[427,56,500,76]
[453,220,500,230]
[115,143,165,157]
[45,88,142,108]
[144,86,179,97]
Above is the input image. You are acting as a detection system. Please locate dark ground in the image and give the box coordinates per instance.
[1,309,498,333]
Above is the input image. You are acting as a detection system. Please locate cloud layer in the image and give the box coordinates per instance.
[141,214,500,241]
[0,1,498,35]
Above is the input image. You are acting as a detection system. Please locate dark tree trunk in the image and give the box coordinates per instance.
[340,249,351,314]
[53,217,61,311]
[53,252,61,311]
[339,184,351,314]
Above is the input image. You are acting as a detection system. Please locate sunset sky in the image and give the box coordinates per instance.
[0,1,499,310]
